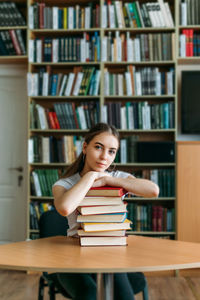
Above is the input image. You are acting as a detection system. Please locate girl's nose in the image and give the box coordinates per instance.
[100,150,107,160]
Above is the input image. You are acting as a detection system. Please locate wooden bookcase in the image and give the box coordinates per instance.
[27,0,178,240]
[176,0,200,244]
[0,0,28,63]
[177,142,200,243]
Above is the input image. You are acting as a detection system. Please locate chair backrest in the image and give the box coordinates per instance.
[39,209,69,238]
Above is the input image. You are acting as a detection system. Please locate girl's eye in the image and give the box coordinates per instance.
[109,150,116,155]
[95,145,102,150]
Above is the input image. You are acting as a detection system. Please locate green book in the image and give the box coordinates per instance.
[84,67,95,95]
[132,2,142,27]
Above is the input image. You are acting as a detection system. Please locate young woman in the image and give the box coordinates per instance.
[53,122,159,300]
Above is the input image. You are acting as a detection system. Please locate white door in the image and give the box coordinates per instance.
[0,65,27,243]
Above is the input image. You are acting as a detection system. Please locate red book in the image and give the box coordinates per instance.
[71,102,79,129]
[152,206,157,232]
[39,3,45,29]
[9,30,21,55]
[47,111,57,129]
[157,206,163,232]
[53,112,60,129]
[86,186,127,197]
[95,4,100,27]
[183,29,190,57]
[188,29,194,57]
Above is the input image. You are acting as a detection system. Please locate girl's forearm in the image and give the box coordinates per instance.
[105,176,159,198]
[56,171,97,216]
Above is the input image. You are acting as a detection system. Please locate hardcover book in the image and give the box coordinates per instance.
[77,212,127,223]
[79,196,123,206]
[77,203,127,215]
[80,236,127,246]
[80,219,132,232]
[86,186,127,197]
[77,229,126,236]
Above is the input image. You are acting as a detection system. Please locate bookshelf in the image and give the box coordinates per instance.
[176,0,200,245]
[27,0,177,240]
[0,0,28,62]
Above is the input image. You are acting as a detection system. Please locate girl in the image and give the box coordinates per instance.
[53,122,159,300]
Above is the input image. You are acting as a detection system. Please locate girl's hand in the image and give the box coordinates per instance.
[91,172,111,187]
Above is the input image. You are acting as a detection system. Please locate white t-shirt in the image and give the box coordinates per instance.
[53,170,130,237]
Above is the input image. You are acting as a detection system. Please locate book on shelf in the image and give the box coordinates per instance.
[29,3,100,29]
[31,169,59,197]
[77,212,127,223]
[80,219,132,232]
[0,30,24,56]
[77,203,127,215]
[0,2,26,27]
[102,101,175,131]
[127,202,175,232]
[102,1,174,29]
[80,236,127,246]
[104,67,175,97]
[86,186,127,197]
[28,33,101,63]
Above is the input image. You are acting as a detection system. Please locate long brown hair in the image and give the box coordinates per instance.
[62,123,120,178]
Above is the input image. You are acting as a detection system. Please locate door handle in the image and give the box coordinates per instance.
[9,167,23,172]
[18,175,23,187]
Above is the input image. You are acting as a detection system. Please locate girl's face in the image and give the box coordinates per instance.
[82,132,119,173]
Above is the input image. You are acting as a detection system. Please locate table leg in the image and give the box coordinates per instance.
[96,273,114,300]
[104,273,114,300]
[97,273,104,300]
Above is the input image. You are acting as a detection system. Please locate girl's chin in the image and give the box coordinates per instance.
[94,165,106,171]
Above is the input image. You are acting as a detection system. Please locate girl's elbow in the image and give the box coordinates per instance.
[152,184,160,198]
[54,203,71,217]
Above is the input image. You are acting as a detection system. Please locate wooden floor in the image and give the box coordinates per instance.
[0,270,200,300]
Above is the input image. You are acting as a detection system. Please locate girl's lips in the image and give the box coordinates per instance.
[96,162,106,167]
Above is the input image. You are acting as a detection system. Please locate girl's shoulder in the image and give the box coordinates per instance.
[107,170,131,178]
[53,173,81,189]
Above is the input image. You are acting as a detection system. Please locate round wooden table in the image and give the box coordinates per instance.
[1,235,200,299]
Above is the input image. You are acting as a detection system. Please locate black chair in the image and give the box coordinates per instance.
[38,209,72,300]
[38,209,149,300]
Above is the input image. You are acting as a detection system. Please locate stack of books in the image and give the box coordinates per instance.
[77,186,132,246]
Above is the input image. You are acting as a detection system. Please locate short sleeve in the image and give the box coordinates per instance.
[109,170,131,178]
[53,173,81,190]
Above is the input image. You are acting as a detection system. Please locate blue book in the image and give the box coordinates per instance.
[51,74,58,96]
[162,102,169,129]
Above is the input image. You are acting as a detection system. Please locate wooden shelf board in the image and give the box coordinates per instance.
[104,95,176,99]
[29,129,88,133]
[0,26,27,30]
[115,162,175,167]
[125,197,175,201]
[177,57,200,65]
[29,129,176,133]
[30,162,175,167]
[0,56,28,64]
[179,25,200,30]
[31,28,100,33]
[30,96,100,99]
[104,61,175,65]
[31,62,100,66]
[30,196,54,200]
[29,196,175,201]
[104,27,175,32]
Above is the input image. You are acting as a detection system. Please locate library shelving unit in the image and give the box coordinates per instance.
[177,0,200,64]
[0,0,28,63]
[176,1,200,247]
[27,0,177,240]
